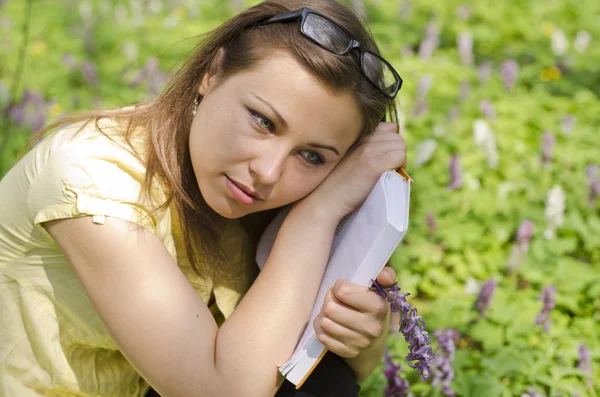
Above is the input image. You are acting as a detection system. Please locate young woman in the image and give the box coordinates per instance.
[0,0,407,396]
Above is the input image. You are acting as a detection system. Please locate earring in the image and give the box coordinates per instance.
[192,94,201,118]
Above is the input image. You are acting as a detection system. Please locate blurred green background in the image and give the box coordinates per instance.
[1,0,599,396]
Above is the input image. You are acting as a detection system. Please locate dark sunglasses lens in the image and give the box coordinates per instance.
[303,12,349,54]
[362,52,399,97]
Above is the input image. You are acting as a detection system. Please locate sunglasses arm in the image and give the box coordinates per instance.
[261,9,303,25]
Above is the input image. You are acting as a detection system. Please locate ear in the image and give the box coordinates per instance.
[198,47,226,96]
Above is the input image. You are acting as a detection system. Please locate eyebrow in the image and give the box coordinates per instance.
[252,93,288,129]
[308,143,340,156]
[251,93,341,157]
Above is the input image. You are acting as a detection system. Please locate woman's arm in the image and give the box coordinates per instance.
[44,196,341,397]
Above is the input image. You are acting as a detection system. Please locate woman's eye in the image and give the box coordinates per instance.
[249,110,274,132]
[300,150,326,166]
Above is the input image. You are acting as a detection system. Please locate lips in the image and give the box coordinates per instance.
[228,177,261,200]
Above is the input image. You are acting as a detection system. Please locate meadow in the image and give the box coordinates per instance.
[0,0,598,396]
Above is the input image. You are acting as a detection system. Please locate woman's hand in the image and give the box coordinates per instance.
[313,266,397,358]
[305,122,407,221]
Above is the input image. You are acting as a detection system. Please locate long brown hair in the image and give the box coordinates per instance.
[23,0,399,280]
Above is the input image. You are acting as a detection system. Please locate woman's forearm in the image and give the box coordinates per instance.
[214,197,343,396]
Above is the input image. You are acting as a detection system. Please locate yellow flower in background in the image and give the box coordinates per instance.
[48,103,64,119]
[29,40,47,57]
[174,6,187,21]
[540,67,562,81]
[542,22,554,38]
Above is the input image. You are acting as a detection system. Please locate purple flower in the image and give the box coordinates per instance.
[455,4,471,20]
[501,60,519,90]
[521,388,545,397]
[426,212,438,234]
[479,100,496,119]
[576,344,592,374]
[81,61,98,86]
[475,278,497,316]
[432,329,459,397]
[516,220,535,248]
[457,32,474,65]
[587,164,600,205]
[458,81,470,102]
[478,62,493,84]
[417,75,433,98]
[447,155,462,190]
[62,53,78,71]
[508,220,535,271]
[541,130,556,166]
[371,280,434,380]
[448,107,461,122]
[83,29,96,54]
[7,89,49,133]
[129,57,168,95]
[560,115,576,135]
[384,348,412,396]
[535,285,556,332]
[419,21,439,60]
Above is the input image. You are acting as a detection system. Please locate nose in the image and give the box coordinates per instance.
[248,142,288,187]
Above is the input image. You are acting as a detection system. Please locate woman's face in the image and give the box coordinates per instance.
[189,50,363,219]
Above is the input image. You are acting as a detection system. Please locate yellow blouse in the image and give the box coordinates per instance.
[0,116,257,396]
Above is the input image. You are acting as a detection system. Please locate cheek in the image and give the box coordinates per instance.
[278,170,330,202]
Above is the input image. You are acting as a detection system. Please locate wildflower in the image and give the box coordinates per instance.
[516,220,535,250]
[551,28,569,56]
[448,107,461,122]
[417,75,434,98]
[81,61,98,86]
[455,4,471,20]
[508,220,535,271]
[458,81,470,102]
[541,130,555,166]
[413,99,428,116]
[478,62,492,84]
[587,165,600,205]
[114,4,128,25]
[473,119,499,168]
[426,212,438,234]
[129,57,169,95]
[560,115,576,135]
[419,21,439,60]
[575,344,592,375]
[432,329,459,397]
[123,41,139,63]
[544,185,565,239]
[479,100,496,119]
[0,80,8,109]
[457,32,474,65]
[535,285,556,331]
[475,278,496,317]
[62,53,77,71]
[540,67,561,81]
[521,388,545,397]
[383,348,412,397]
[574,31,591,53]
[415,139,438,166]
[501,60,519,90]
[447,155,462,190]
[83,29,96,55]
[370,280,434,380]
[7,90,50,133]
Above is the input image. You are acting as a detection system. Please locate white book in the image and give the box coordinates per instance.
[255,170,412,388]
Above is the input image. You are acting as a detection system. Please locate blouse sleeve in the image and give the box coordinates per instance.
[27,140,157,234]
